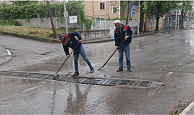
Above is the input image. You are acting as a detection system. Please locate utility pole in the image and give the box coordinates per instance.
[64,1,68,34]
[46,1,57,38]
[137,0,140,34]
[175,9,177,29]
[131,4,135,34]
[178,10,179,30]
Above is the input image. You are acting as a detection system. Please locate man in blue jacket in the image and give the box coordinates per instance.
[114,20,133,72]
[58,32,94,77]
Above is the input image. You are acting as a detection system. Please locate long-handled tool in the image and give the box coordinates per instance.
[53,42,80,80]
[97,39,126,70]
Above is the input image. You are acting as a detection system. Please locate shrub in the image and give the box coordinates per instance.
[0,19,21,26]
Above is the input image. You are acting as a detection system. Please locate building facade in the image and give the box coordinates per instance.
[83,1,120,19]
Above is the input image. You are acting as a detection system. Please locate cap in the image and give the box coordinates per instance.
[113,20,121,24]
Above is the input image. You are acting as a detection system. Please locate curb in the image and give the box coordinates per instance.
[0,31,60,43]
[179,102,194,115]
[0,30,159,44]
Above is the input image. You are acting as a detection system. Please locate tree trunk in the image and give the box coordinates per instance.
[180,9,185,29]
[140,1,144,32]
[126,1,133,25]
[155,16,160,31]
[144,19,147,32]
[126,1,129,25]
[46,1,57,38]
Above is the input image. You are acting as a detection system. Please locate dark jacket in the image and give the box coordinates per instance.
[114,24,133,46]
[62,32,82,55]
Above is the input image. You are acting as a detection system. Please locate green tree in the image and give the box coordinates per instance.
[140,1,145,32]
[143,1,177,31]
[0,1,94,30]
[66,1,85,26]
[176,1,193,29]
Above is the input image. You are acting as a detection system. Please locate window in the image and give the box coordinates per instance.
[99,2,105,10]
[113,7,118,13]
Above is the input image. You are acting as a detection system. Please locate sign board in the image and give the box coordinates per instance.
[132,5,135,9]
[69,16,77,23]
[131,9,135,11]
[131,5,135,15]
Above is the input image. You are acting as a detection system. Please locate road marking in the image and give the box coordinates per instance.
[23,86,38,92]
[179,102,194,115]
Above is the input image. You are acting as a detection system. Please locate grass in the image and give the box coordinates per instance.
[0,26,72,40]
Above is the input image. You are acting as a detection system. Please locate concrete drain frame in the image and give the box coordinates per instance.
[0,71,157,88]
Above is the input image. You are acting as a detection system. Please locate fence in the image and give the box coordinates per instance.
[91,20,138,37]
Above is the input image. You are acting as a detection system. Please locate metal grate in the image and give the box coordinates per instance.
[0,71,153,88]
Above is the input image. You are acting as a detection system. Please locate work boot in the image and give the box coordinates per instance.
[72,72,79,77]
[117,69,123,72]
[90,69,94,74]
[127,69,132,72]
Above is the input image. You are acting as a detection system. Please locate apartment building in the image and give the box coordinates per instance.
[83,1,120,19]
[0,1,12,5]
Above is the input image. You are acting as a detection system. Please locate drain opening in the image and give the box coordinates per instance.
[138,81,152,87]
[0,71,154,88]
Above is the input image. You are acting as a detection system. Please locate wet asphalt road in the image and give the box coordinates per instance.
[1,29,194,114]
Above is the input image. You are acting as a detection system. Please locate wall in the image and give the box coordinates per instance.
[78,29,110,40]
[146,15,164,31]
[17,17,79,29]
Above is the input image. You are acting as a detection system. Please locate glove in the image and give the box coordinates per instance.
[125,36,129,40]
[78,40,82,43]
[115,46,119,50]
[67,55,70,58]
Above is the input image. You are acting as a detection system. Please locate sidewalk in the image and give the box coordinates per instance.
[180,102,194,115]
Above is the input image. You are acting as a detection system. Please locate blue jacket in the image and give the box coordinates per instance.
[62,32,82,55]
[114,24,133,46]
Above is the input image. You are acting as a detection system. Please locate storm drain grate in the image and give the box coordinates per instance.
[5,72,23,76]
[0,71,153,88]
[79,79,92,84]
[0,71,13,76]
[91,79,105,85]
[104,79,121,86]
[134,81,140,86]
[138,81,152,87]
[100,79,112,86]
[119,80,131,85]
